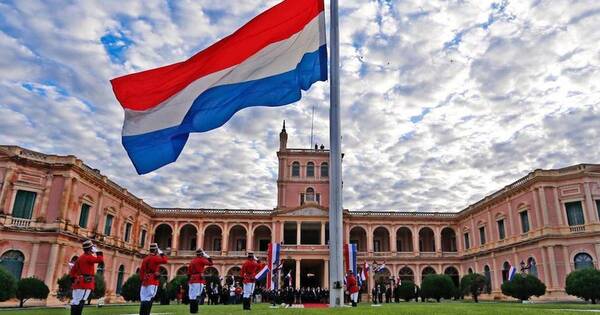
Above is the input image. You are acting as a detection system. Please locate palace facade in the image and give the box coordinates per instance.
[0,124,599,304]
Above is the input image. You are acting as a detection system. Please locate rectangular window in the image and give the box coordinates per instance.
[79,204,90,228]
[565,201,585,226]
[479,226,486,245]
[140,229,147,248]
[520,211,530,233]
[124,222,132,242]
[104,214,114,236]
[464,233,470,249]
[497,219,505,240]
[11,190,37,219]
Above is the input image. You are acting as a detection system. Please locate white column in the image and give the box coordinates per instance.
[547,246,559,288]
[538,187,549,226]
[296,222,301,245]
[323,259,329,288]
[246,224,252,251]
[390,226,397,252]
[321,222,326,245]
[412,226,419,256]
[562,246,571,276]
[295,259,301,289]
[367,225,374,253]
[584,183,597,222]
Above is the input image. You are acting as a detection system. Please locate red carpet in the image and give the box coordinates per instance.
[303,303,328,308]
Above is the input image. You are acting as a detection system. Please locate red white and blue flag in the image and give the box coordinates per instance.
[255,264,269,282]
[343,243,358,276]
[266,243,281,290]
[360,261,369,284]
[507,265,518,281]
[111,0,327,174]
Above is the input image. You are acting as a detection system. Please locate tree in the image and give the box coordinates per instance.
[0,267,17,302]
[16,277,50,307]
[565,268,600,304]
[501,274,546,301]
[56,274,73,301]
[397,281,417,302]
[121,274,141,302]
[420,274,456,302]
[460,273,487,303]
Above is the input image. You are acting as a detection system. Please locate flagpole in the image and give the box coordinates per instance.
[328,0,344,308]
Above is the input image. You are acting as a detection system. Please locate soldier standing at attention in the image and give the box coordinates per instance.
[240,251,259,310]
[139,243,168,315]
[188,248,213,313]
[69,240,103,315]
[345,270,359,307]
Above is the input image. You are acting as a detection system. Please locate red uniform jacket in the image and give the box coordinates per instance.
[69,252,103,290]
[140,254,168,286]
[188,257,213,284]
[346,274,359,294]
[241,258,259,284]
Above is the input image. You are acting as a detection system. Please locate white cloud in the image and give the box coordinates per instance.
[0,0,599,211]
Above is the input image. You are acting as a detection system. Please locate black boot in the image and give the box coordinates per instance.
[147,301,154,315]
[139,301,147,315]
[189,300,199,313]
[352,301,357,307]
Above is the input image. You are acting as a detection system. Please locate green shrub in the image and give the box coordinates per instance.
[460,273,487,303]
[565,268,600,304]
[120,274,141,302]
[167,275,188,300]
[501,274,546,301]
[56,274,73,301]
[16,277,49,307]
[397,281,417,301]
[421,274,456,302]
[0,267,17,302]
[91,274,106,300]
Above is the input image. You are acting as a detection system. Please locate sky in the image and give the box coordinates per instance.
[0,0,599,212]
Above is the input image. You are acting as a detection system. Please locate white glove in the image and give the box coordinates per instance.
[91,245,98,253]
[203,252,211,259]
[157,248,164,255]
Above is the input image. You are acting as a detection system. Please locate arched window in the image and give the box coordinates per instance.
[398,267,414,283]
[321,162,329,178]
[527,257,538,277]
[484,265,492,294]
[116,265,125,294]
[574,253,594,270]
[307,162,315,177]
[502,261,511,283]
[306,187,315,202]
[468,268,473,274]
[292,162,300,177]
[0,250,25,279]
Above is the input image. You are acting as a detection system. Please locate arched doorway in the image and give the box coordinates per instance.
[226,266,242,285]
[153,224,173,250]
[179,224,198,251]
[204,267,220,287]
[421,266,436,284]
[483,265,492,293]
[419,228,435,252]
[527,257,538,277]
[177,266,189,276]
[228,225,247,252]
[501,261,510,283]
[441,228,457,252]
[159,266,169,282]
[396,227,413,252]
[349,227,367,252]
[204,225,223,252]
[374,267,391,285]
[373,227,390,252]
[0,250,25,279]
[398,266,414,283]
[444,266,459,288]
[253,225,271,252]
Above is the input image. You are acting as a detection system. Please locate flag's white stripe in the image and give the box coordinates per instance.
[122,13,326,137]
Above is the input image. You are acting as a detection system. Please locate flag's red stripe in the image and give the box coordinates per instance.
[111,0,324,111]
[343,244,349,273]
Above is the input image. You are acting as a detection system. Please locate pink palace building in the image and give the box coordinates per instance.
[0,124,599,304]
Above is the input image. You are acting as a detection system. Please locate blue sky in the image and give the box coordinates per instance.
[0,0,599,211]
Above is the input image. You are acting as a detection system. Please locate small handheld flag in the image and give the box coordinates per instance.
[507,266,517,281]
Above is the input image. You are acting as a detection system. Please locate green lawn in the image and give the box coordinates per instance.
[1,302,600,315]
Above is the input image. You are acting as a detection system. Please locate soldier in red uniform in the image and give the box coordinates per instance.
[69,240,103,315]
[346,270,359,307]
[240,251,259,310]
[139,243,168,315]
[187,248,213,313]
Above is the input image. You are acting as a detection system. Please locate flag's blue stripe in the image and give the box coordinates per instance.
[122,45,328,175]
